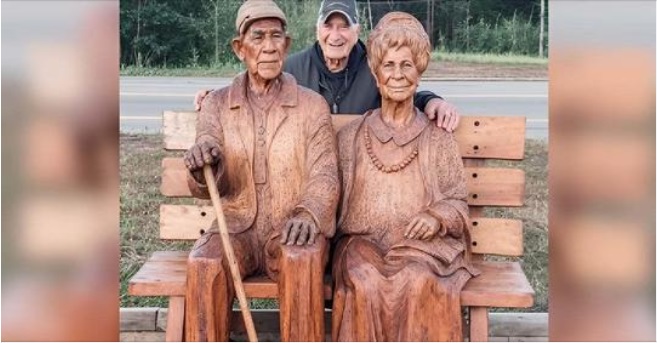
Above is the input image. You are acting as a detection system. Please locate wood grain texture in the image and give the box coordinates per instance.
[160,206,522,256]
[162,111,196,151]
[120,307,157,332]
[138,109,533,341]
[148,309,547,339]
[162,112,525,159]
[470,307,490,342]
[162,158,525,207]
[165,297,184,342]
[128,252,534,308]
[469,218,524,256]
[456,116,526,160]
[466,168,525,207]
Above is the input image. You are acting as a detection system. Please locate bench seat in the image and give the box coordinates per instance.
[129,251,534,308]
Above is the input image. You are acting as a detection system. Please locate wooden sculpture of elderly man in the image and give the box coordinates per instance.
[182,0,339,341]
[332,12,479,342]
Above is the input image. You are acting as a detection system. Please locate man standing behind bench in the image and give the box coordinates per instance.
[183,0,339,341]
[196,0,461,132]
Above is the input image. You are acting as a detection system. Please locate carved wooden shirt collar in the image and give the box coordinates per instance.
[366,108,429,146]
[228,72,298,110]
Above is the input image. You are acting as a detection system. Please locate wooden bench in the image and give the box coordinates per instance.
[128,111,534,341]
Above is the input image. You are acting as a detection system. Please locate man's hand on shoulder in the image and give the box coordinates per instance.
[424,98,460,133]
[194,89,212,111]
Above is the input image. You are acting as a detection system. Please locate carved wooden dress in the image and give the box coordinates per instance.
[333,109,479,341]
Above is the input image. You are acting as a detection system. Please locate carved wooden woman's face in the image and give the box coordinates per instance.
[373,46,420,103]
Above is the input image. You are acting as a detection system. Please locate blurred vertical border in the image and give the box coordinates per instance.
[549,0,655,341]
[1,0,655,341]
[2,0,120,340]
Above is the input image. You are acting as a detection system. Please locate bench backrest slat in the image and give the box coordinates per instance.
[159,204,523,257]
[162,111,526,160]
[161,157,525,207]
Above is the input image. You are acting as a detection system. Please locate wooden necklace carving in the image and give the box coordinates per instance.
[364,125,419,173]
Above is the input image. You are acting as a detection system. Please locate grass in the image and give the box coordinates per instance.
[120,63,243,77]
[431,51,548,65]
[120,52,546,78]
[486,139,548,313]
[120,134,548,312]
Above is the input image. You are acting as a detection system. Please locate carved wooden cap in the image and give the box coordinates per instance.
[235,0,287,34]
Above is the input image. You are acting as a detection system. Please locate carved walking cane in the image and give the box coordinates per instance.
[203,165,258,342]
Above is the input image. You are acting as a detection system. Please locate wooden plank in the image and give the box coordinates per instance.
[128,259,188,296]
[488,313,548,337]
[466,168,525,207]
[120,307,158,331]
[160,204,213,240]
[469,218,523,256]
[165,297,184,342]
[161,158,191,197]
[129,254,533,308]
[163,112,525,159]
[455,116,525,160]
[161,158,525,207]
[470,307,489,341]
[120,332,166,342]
[463,159,486,262]
[461,262,534,308]
[129,252,331,299]
[146,309,548,337]
[163,111,196,151]
[160,205,522,256]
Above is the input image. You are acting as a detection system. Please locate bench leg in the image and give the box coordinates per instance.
[166,296,185,342]
[469,307,489,342]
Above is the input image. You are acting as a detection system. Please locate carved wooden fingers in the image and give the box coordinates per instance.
[280,211,320,246]
[184,140,223,184]
[404,212,446,240]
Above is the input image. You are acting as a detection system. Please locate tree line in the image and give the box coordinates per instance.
[120,0,548,68]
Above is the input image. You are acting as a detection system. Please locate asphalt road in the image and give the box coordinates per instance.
[120,76,547,139]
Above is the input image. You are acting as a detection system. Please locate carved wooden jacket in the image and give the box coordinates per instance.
[188,72,340,236]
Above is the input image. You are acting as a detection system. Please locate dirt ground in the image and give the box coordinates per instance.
[423,61,547,79]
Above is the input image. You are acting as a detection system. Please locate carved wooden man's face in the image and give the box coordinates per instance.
[373,45,420,103]
[232,18,291,84]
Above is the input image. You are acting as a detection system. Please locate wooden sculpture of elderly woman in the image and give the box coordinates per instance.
[332,12,479,342]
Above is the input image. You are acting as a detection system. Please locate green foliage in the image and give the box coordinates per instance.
[450,12,547,55]
[120,0,549,69]
[277,0,322,53]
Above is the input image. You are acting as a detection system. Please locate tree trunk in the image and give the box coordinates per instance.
[135,0,142,67]
[539,0,545,57]
[465,0,470,51]
[367,0,373,30]
[214,0,219,66]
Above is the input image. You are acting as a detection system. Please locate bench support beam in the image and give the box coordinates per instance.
[470,307,489,341]
[166,296,185,342]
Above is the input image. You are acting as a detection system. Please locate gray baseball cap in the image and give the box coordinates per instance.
[318,0,358,26]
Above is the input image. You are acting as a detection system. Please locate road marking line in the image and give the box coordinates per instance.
[120,116,161,120]
[441,94,547,98]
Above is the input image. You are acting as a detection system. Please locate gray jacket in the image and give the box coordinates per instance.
[284,40,441,115]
